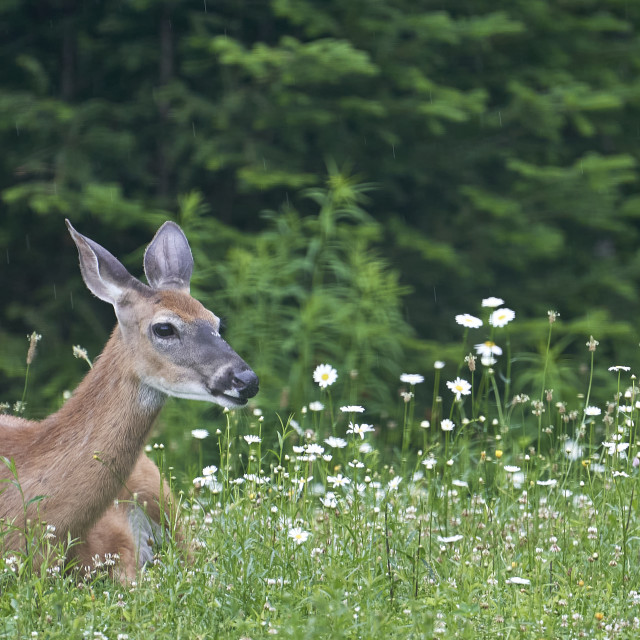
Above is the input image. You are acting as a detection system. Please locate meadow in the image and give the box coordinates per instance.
[2,299,640,640]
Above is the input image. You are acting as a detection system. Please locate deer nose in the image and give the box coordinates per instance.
[232,369,259,399]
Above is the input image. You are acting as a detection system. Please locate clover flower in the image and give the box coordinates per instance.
[313,364,338,389]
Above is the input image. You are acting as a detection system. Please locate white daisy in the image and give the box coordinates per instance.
[243,434,261,445]
[434,361,446,369]
[446,377,472,400]
[489,308,516,328]
[503,465,521,473]
[437,534,464,544]
[482,297,504,308]
[506,576,530,585]
[584,406,601,416]
[340,405,365,413]
[327,474,351,488]
[440,419,456,432]
[387,476,402,491]
[400,373,424,385]
[346,422,375,439]
[609,365,631,372]
[191,429,209,440]
[324,436,348,449]
[474,341,503,357]
[288,527,310,545]
[455,314,483,329]
[308,401,325,412]
[313,364,338,389]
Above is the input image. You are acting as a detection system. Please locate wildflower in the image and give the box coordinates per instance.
[346,422,375,439]
[536,479,557,487]
[434,361,445,369]
[400,373,424,385]
[446,377,472,401]
[320,493,338,508]
[327,474,350,488]
[387,476,402,491]
[359,442,373,454]
[547,310,559,324]
[324,436,348,449]
[313,364,338,389]
[308,401,325,412]
[584,406,601,416]
[495,450,503,458]
[504,465,521,473]
[464,353,476,372]
[438,534,464,544]
[564,440,583,461]
[440,419,455,432]
[609,365,631,372]
[243,434,261,445]
[420,420,430,429]
[506,576,530,586]
[202,465,217,477]
[455,314,483,329]
[191,429,209,440]
[489,308,516,328]
[482,297,504,308]
[603,441,629,456]
[340,405,365,413]
[586,336,599,352]
[26,332,42,366]
[475,341,503,358]
[288,527,310,545]
[422,457,437,470]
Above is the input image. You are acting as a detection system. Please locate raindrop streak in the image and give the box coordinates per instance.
[70,291,74,310]
[433,287,437,303]
[53,283,57,300]
[25,235,30,251]
[392,144,395,158]
[192,122,196,137]
[498,111,502,127]
[203,0,207,11]
[5,249,9,264]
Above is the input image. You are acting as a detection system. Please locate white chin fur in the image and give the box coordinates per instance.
[145,380,246,409]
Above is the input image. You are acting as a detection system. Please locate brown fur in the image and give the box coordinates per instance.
[0,221,257,584]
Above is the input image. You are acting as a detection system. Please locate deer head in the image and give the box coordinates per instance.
[66,219,259,408]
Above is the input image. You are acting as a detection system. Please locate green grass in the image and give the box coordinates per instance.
[3,306,640,639]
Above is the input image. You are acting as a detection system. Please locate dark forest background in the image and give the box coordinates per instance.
[1,1,640,451]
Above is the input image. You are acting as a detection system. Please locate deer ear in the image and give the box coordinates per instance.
[66,219,147,305]
[143,221,193,292]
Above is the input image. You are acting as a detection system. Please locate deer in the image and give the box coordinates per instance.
[0,219,259,582]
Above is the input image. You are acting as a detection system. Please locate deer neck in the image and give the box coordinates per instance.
[41,326,165,535]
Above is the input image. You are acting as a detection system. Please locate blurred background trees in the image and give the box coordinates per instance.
[1,0,639,453]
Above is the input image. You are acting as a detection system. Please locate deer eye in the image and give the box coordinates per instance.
[152,322,176,338]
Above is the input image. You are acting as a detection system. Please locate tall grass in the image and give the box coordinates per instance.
[2,303,640,639]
